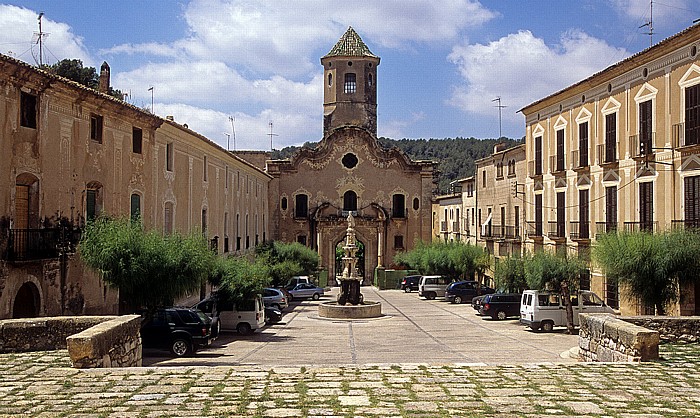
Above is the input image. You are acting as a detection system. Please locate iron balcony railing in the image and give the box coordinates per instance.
[503,225,521,240]
[440,221,448,233]
[4,228,80,262]
[548,221,566,239]
[569,221,590,240]
[671,219,700,230]
[623,221,658,233]
[595,221,619,237]
[451,221,460,233]
[526,221,543,237]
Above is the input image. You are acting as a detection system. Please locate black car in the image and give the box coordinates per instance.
[444,281,495,304]
[400,275,421,292]
[265,306,283,324]
[479,293,522,320]
[140,307,212,357]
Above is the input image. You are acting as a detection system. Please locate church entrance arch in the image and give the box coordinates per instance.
[13,281,40,318]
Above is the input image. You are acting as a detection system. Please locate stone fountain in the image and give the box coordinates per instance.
[318,213,382,319]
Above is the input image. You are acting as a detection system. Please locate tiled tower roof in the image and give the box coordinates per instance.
[324,26,378,58]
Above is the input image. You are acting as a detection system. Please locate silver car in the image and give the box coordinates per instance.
[263,287,288,310]
[288,283,324,300]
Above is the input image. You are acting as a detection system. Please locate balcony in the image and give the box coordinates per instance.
[596,143,618,165]
[628,133,656,158]
[548,221,566,239]
[504,225,521,240]
[440,221,448,233]
[4,228,80,262]
[451,221,460,233]
[481,224,493,239]
[623,221,658,233]
[569,221,590,240]
[528,160,543,178]
[673,123,700,149]
[595,221,619,237]
[671,219,700,230]
[526,221,543,238]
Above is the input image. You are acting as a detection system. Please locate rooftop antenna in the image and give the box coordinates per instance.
[267,121,278,151]
[639,0,654,47]
[229,116,236,151]
[492,97,507,139]
[33,12,49,66]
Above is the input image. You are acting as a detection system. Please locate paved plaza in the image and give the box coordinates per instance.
[1,288,699,417]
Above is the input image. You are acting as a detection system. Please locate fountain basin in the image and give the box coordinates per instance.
[318,301,382,319]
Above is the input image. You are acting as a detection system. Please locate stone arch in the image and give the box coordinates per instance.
[12,280,41,318]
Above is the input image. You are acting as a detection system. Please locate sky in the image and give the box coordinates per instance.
[1,1,699,151]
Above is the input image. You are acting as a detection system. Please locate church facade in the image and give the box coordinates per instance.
[266,28,437,283]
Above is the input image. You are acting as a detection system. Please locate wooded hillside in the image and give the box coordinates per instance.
[272,137,522,193]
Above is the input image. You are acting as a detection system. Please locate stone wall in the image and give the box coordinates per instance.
[66,315,142,368]
[0,316,114,352]
[579,314,660,362]
[622,316,700,343]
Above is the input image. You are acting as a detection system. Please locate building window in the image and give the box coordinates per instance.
[605,186,617,233]
[90,114,104,143]
[535,136,542,175]
[132,127,143,154]
[579,122,588,167]
[343,190,357,212]
[514,205,520,235]
[164,202,174,235]
[225,166,229,189]
[556,129,565,172]
[496,162,503,179]
[130,193,141,220]
[223,212,229,252]
[413,197,420,211]
[203,156,208,181]
[639,100,653,155]
[86,182,103,221]
[507,160,515,176]
[328,73,333,87]
[201,208,208,235]
[281,197,288,211]
[535,194,543,236]
[556,192,565,237]
[394,235,404,249]
[578,189,589,239]
[640,182,653,231]
[295,194,308,218]
[342,153,358,169]
[166,142,174,171]
[685,84,700,146]
[605,113,617,162]
[20,91,37,129]
[297,235,307,246]
[482,170,486,188]
[392,194,406,218]
[344,73,356,94]
[685,176,700,225]
[236,213,241,251]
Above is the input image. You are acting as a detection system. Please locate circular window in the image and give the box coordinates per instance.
[342,153,358,169]
[368,62,373,68]
[348,61,353,67]
[413,197,419,211]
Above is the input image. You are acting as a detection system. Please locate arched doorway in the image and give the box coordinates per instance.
[13,281,40,318]
[334,239,365,284]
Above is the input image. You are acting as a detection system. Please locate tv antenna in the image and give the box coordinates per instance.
[267,121,278,151]
[639,0,654,47]
[32,12,49,66]
[492,97,507,139]
[228,115,236,151]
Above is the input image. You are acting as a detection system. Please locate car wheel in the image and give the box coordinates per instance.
[312,293,321,300]
[210,317,221,338]
[496,310,507,320]
[453,296,463,304]
[427,292,436,300]
[170,338,192,357]
[237,322,253,335]
[541,321,554,332]
[404,287,411,293]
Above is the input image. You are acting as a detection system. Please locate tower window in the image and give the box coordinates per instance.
[20,92,37,129]
[344,73,356,94]
[342,153,358,169]
[368,73,373,87]
[132,127,142,154]
[328,73,332,87]
[90,114,103,143]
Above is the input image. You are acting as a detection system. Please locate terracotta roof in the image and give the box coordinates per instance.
[324,26,378,58]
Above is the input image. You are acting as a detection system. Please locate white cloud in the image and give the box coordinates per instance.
[613,0,693,24]
[448,30,629,122]
[0,4,91,66]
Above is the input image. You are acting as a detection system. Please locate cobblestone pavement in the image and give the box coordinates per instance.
[0,344,699,417]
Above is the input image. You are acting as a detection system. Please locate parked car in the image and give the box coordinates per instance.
[140,307,212,357]
[520,290,616,332]
[479,293,522,320]
[444,281,495,304]
[265,306,283,324]
[471,295,485,313]
[400,275,421,292]
[418,275,453,300]
[263,287,288,310]
[288,283,325,300]
[285,276,311,290]
[193,293,265,335]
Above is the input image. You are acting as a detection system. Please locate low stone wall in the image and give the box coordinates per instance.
[579,314,660,362]
[0,316,115,352]
[66,315,142,368]
[622,316,700,343]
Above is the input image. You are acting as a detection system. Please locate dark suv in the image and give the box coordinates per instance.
[140,307,212,357]
[445,281,495,304]
[479,293,522,320]
[400,275,421,292]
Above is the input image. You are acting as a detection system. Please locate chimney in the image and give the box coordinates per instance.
[166,115,174,121]
[99,61,110,93]
[494,143,506,154]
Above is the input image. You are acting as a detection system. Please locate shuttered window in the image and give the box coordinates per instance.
[686,84,700,146]
[685,175,700,223]
[535,194,542,236]
[579,189,589,239]
[639,182,653,231]
[579,122,588,167]
[556,192,566,236]
[535,136,542,175]
[639,100,653,155]
[556,130,565,171]
[605,113,617,162]
[605,186,617,232]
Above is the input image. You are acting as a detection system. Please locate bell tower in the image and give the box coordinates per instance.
[321,27,380,137]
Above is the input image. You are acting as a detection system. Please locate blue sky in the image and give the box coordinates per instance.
[1,1,698,150]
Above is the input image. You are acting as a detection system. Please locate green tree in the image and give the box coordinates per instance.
[393,241,488,280]
[212,256,271,306]
[45,59,125,100]
[523,251,584,334]
[593,229,700,315]
[79,216,215,312]
[255,241,319,287]
[494,255,527,292]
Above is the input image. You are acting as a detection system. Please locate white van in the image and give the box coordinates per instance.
[418,275,453,300]
[194,294,265,335]
[519,290,615,332]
